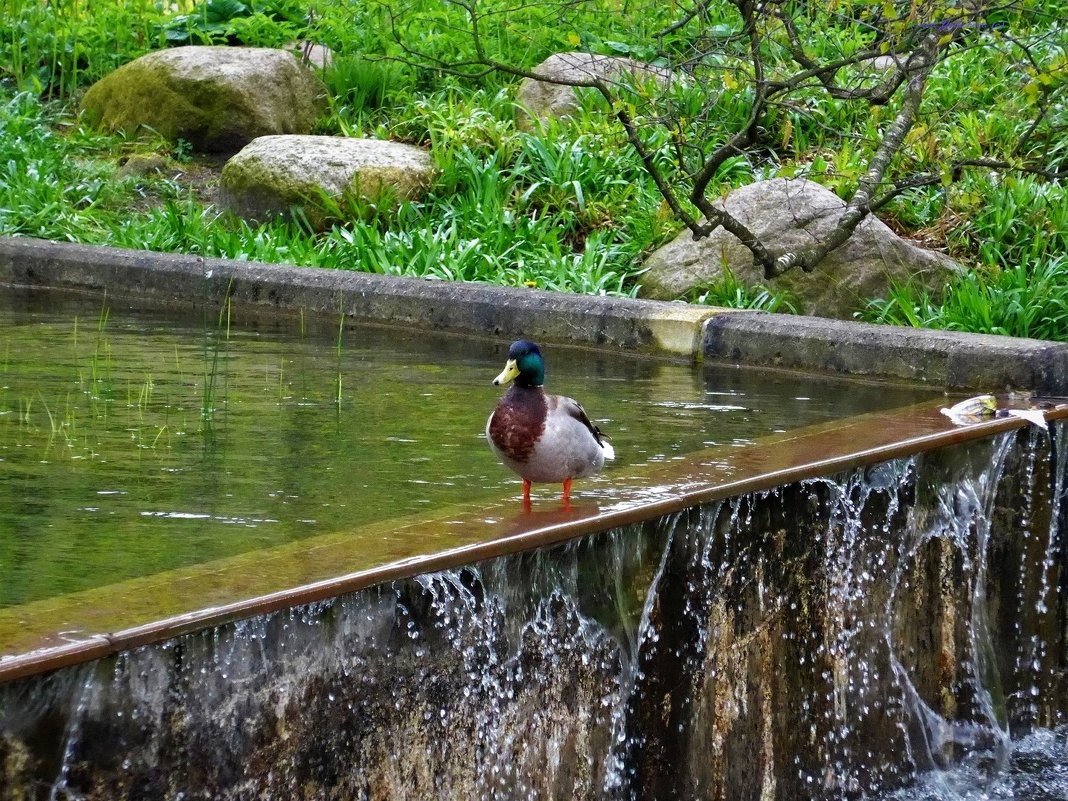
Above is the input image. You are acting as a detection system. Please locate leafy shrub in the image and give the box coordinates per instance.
[160,0,308,47]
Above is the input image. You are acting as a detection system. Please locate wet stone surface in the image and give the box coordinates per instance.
[1,424,1066,800]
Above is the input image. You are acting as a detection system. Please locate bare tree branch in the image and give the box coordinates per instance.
[592,82,707,233]
[655,0,715,40]
[775,10,908,104]
[684,0,778,272]
[772,33,940,277]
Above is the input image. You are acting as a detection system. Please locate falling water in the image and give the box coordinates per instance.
[1,423,1065,800]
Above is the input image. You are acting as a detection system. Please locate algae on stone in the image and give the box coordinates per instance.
[219,135,438,230]
[79,46,327,154]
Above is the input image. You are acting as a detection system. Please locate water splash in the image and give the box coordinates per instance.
[1,424,1065,800]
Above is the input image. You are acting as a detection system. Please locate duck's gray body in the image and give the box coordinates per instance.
[486,384,613,484]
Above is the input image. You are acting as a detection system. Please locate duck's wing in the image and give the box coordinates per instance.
[560,396,615,460]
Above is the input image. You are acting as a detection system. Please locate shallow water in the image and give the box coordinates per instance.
[0,288,937,608]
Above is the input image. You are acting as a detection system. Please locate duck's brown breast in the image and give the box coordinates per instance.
[488,386,547,464]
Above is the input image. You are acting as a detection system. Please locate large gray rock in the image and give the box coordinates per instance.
[79,46,327,154]
[640,178,961,318]
[516,52,673,130]
[219,135,438,230]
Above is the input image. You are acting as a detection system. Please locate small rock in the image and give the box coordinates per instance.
[117,153,171,178]
[219,135,438,230]
[516,52,674,130]
[80,46,327,154]
[870,55,899,71]
[286,41,334,70]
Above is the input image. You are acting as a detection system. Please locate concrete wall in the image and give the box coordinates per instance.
[3,237,1068,393]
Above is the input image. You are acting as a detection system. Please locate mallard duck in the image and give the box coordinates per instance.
[487,340,615,506]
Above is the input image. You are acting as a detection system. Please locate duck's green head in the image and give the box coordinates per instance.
[493,340,544,388]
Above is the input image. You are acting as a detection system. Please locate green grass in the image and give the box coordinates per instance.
[862,255,1068,341]
[685,266,799,314]
[861,170,1067,339]
[0,0,1065,335]
[0,86,668,296]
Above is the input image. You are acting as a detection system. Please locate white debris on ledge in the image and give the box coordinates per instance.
[941,394,1048,430]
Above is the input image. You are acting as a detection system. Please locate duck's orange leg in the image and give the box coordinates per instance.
[522,479,532,508]
[561,477,573,506]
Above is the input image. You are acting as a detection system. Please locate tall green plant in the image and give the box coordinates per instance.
[862,256,1068,341]
[0,0,174,96]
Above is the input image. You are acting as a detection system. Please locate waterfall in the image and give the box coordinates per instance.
[1,423,1065,800]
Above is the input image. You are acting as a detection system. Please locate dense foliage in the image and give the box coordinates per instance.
[0,0,1065,336]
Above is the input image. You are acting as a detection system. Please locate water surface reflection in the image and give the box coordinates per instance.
[0,289,938,607]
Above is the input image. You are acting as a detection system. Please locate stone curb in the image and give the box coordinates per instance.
[2,236,1067,393]
[704,313,1068,395]
[0,237,714,357]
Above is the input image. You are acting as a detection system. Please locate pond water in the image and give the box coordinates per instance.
[0,288,937,610]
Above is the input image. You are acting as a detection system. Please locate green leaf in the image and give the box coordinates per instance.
[205,0,250,24]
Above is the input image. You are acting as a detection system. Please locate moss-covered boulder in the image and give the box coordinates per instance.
[219,135,438,230]
[79,46,327,154]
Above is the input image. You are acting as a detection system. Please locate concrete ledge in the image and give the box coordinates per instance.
[0,237,714,357]
[4,401,1064,684]
[704,313,1068,394]
[3,236,1067,392]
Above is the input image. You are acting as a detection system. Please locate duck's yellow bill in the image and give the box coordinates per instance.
[493,359,520,386]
